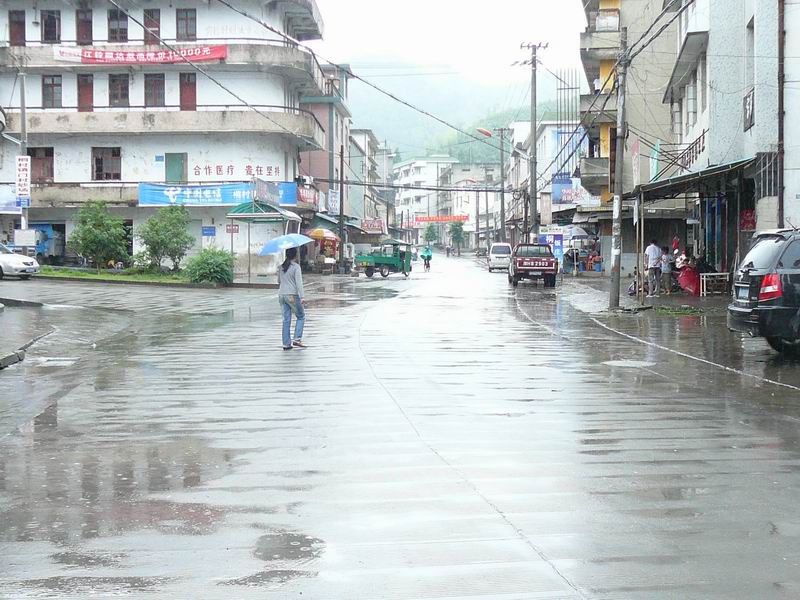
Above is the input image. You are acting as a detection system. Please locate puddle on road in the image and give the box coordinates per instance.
[217,531,324,588]
[219,569,316,587]
[254,531,324,562]
[50,551,127,568]
[602,360,656,368]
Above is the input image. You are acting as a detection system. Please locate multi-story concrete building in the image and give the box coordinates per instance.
[0,0,325,270]
[642,0,781,272]
[579,0,678,200]
[393,155,457,240]
[579,0,687,273]
[442,163,499,249]
[299,63,352,216]
[350,128,385,225]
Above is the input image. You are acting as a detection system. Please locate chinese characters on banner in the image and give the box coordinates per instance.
[54,45,228,64]
[138,182,253,206]
[361,218,387,235]
[15,156,31,208]
[297,186,318,208]
[414,215,469,224]
[192,164,281,178]
[539,225,565,270]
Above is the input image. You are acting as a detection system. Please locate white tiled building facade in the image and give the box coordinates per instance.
[0,0,325,267]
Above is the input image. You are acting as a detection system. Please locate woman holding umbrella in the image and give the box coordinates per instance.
[259,233,314,350]
[279,247,306,350]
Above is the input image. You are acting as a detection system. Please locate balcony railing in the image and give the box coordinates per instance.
[5,104,325,148]
[0,39,327,94]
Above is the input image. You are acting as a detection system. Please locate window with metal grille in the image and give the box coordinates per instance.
[176,9,196,41]
[76,9,93,45]
[143,9,160,44]
[92,147,121,181]
[9,10,26,46]
[108,9,128,42]
[109,74,129,108]
[42,75,62,108]
[40,10,61,43]
[28,148,54,183]
[145,74,165,107]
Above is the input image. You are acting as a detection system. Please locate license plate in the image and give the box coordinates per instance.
[736,286,750,300]
[528,271,541,276]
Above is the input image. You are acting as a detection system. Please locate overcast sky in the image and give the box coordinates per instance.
[307,1,587,85]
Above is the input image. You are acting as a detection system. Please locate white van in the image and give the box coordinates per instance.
[488,243,512,272]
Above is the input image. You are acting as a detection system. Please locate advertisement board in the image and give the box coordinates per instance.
[139,182,253,206]
[539,225,564,269]
[16,156,31,206]
[415,215,469,224]
[54,45,227,65]
[361,218,387,235]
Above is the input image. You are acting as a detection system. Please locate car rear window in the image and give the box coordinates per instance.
[491,245,511,255]
[740,236,786,270]
[516,245,553,258]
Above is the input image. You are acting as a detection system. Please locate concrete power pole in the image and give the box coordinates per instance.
[499,129,507,243]
[609,28,628,310]
[521,42,547,243]
[19,65,28,230]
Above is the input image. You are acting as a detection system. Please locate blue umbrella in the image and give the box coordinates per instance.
[258,233,314,256]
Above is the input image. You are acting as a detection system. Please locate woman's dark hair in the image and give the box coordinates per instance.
[282,247,298,273]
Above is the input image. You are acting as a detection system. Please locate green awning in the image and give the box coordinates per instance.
[226,200,301,223]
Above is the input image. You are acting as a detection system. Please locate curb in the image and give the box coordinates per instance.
[34,275,222,290]
[34,275,279,290]
[0,330,54,371]
[0,297,43,307]
[0,349,25,370]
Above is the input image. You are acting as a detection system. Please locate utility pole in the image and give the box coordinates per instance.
[475,189,480,251]
[19,64,28,230]
[498,128,507,243]
[338,143,345,269]
[609,28,628,310]
[485,188,490,247]
[521,42,547,243]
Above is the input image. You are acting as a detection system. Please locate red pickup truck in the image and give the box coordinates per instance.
[508,243,559,288]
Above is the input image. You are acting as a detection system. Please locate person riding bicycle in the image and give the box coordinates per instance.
[421,245,433,271]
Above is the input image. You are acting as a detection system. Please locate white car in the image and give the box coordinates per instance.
[487,243,512,272]
[0,243,39,280]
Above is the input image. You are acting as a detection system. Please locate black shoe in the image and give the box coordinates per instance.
[283,346,293,351]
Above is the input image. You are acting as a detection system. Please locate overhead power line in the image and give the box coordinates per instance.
[213,0,505,154]
[533,0,694,194]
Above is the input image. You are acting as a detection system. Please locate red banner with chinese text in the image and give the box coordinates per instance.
[415,215,469,223]
[54,45,228,65]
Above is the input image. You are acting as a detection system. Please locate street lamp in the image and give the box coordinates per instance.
[477,127,508,243]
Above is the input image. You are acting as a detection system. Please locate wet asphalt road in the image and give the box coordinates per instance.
[1,259,800,599]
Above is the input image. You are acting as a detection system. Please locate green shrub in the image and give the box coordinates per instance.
[184,248,234,284]
[136,205,195,271]
[68,201,129,272]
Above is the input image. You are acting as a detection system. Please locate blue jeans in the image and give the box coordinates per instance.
[279,294,305,347]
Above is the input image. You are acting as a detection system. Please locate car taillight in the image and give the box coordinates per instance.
[758,273,783,301]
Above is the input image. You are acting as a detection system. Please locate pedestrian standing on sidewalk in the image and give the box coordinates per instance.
[278,247,306,350]
[644,239,662,297]
[660,246,674,295]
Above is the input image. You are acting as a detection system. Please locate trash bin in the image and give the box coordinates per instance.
[579,262,586,272]
[594,262,602,272]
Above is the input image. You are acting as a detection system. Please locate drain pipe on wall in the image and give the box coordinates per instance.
[778,0,786,228]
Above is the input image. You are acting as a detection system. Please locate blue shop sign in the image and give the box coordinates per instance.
[139,182,254,207]
[202,226,216,237]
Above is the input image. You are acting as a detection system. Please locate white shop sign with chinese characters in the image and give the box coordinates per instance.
[16,156,31,206]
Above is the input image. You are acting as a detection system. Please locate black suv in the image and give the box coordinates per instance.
[728,230,800,354]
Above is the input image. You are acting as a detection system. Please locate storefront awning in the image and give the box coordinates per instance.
[629,158,756,203]
[226,200,301,223]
